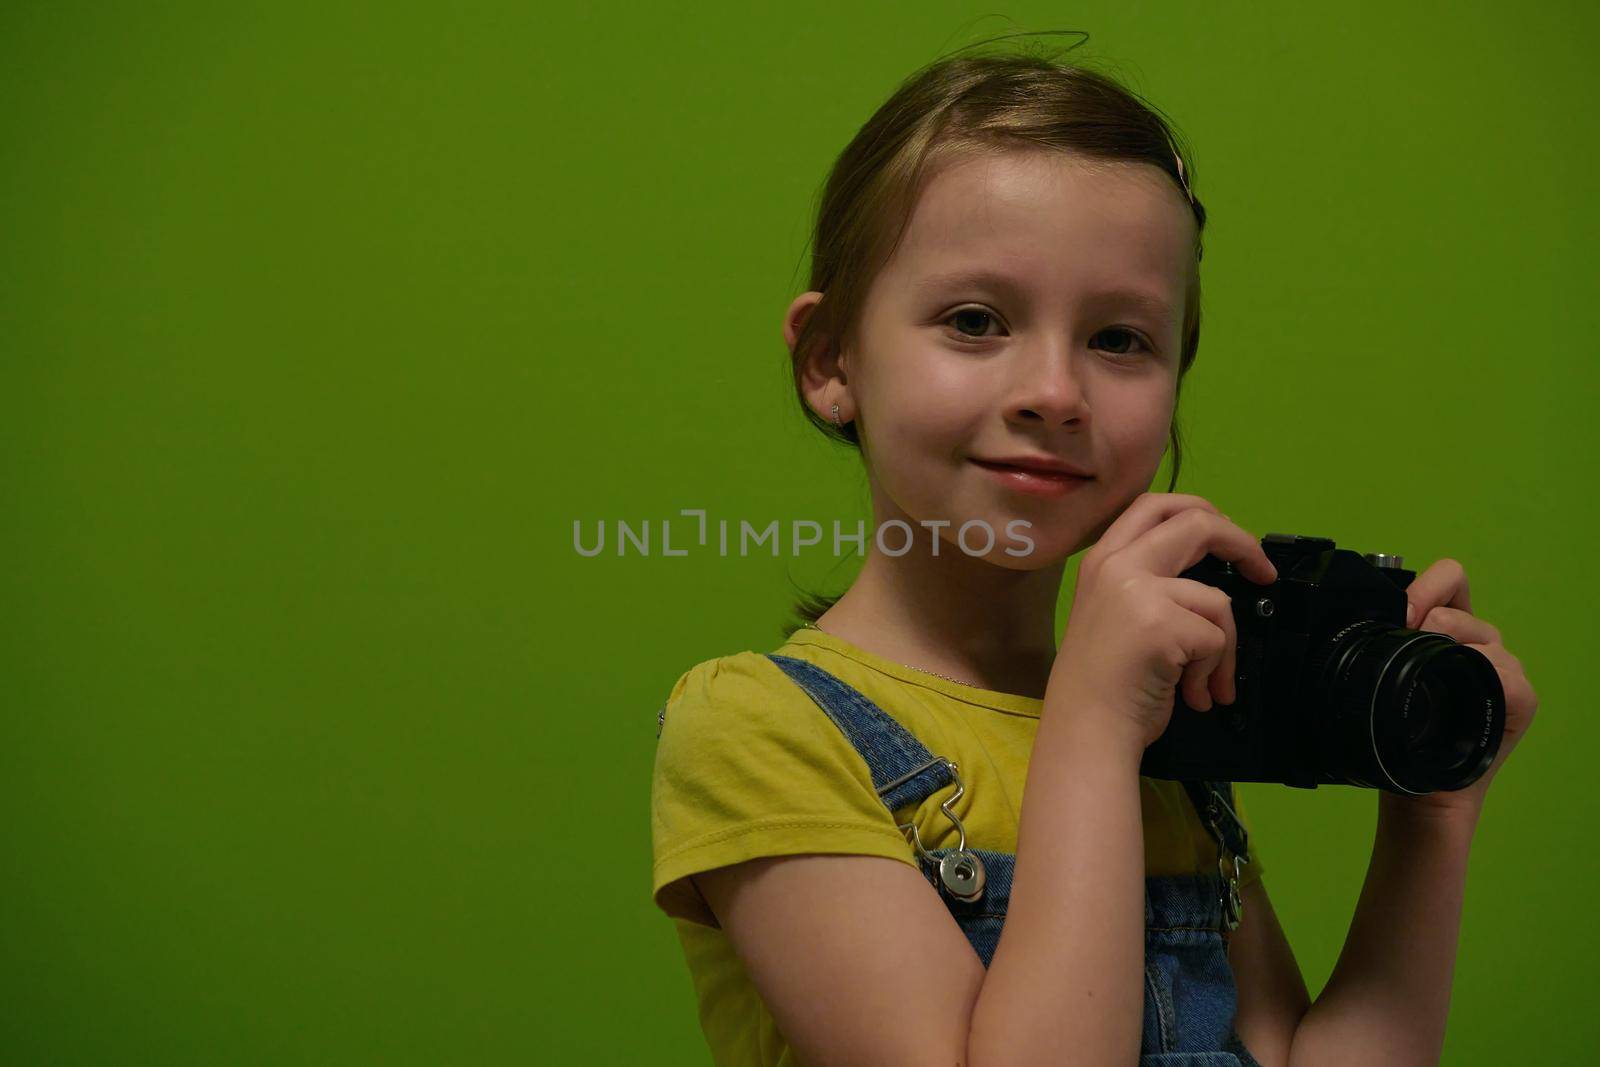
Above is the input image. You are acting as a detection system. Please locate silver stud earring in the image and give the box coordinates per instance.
[830,403,843,428]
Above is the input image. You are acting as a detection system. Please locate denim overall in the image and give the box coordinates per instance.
[767,653,1262,1066]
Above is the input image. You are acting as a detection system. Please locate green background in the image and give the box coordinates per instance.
[3,2,1593,1062]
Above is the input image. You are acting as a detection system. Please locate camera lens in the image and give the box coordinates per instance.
[1405,664,1480,769]
[1310,620,1505,794]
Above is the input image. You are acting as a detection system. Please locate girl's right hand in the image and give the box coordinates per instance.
[1048,492,1280,752]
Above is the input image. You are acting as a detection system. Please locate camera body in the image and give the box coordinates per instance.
[1139,533,1505,795]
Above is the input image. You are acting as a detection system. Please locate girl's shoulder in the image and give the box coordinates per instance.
[653,648,806,741]
[649,648,918,925]
[652,645,903,799]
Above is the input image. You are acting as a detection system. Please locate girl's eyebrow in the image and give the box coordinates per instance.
[914,267,1175,324]
[914,268,1028,300]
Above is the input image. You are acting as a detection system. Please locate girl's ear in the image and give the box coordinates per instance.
[786,291,853,424]
[782,290,821,354]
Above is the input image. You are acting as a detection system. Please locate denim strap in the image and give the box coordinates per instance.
[765,653,955,812]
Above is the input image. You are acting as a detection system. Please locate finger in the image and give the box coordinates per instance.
[1464,644,1535,755]
[1128,507,1279,586]
[1166,579,1236,711]
[1179,657,1214,712]
[1464,641,1532,701]
[1406,557,1471,627]
[1418,605,1501,645]
[1167,579,1240,707]
[1463,641,1516,678]
[1215,589,1239,706]
[1090,492,1220,561]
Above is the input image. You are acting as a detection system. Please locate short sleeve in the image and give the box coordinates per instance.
[1233,786,1266,889]
[650,652,917,927]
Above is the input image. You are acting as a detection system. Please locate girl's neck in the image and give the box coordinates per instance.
[811,541,1067,700]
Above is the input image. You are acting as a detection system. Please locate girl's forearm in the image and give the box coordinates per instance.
[967,702,1148,1067]
[1287,794,1480,1067]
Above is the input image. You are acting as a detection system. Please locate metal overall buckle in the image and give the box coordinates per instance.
[1218,850,1246,934]
[876,756,986,903]
[1202,785,1248,934]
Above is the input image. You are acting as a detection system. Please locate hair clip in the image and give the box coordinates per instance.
[1165,132,1195,207]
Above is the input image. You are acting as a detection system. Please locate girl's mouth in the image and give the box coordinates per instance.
[969,459,1094,498]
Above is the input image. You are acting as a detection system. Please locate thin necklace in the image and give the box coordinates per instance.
[800,620,984,690]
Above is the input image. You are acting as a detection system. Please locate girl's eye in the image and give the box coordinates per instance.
[943,306,1003,342]
[941,307,1155,359]
[1092,327,1154,358]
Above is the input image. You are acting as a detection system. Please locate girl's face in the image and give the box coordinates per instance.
[838,149,1196,566]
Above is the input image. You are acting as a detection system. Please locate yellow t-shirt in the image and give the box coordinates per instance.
[650,625,1264,1067]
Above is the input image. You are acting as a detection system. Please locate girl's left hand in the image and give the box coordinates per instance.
[1390,557,1538,819]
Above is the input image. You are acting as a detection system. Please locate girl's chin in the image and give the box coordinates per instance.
[925,528,1077,569]
[982,542,1076,570]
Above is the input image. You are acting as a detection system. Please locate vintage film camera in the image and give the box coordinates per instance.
[1140,534,1505,795]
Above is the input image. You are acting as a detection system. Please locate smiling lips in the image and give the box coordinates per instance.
[970,456,1095,497]
[974,453,1094,477]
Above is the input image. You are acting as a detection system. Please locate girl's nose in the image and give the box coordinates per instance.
[1004,342,1087,426]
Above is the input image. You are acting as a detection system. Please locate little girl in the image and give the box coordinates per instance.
[650,36,1537,1067]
